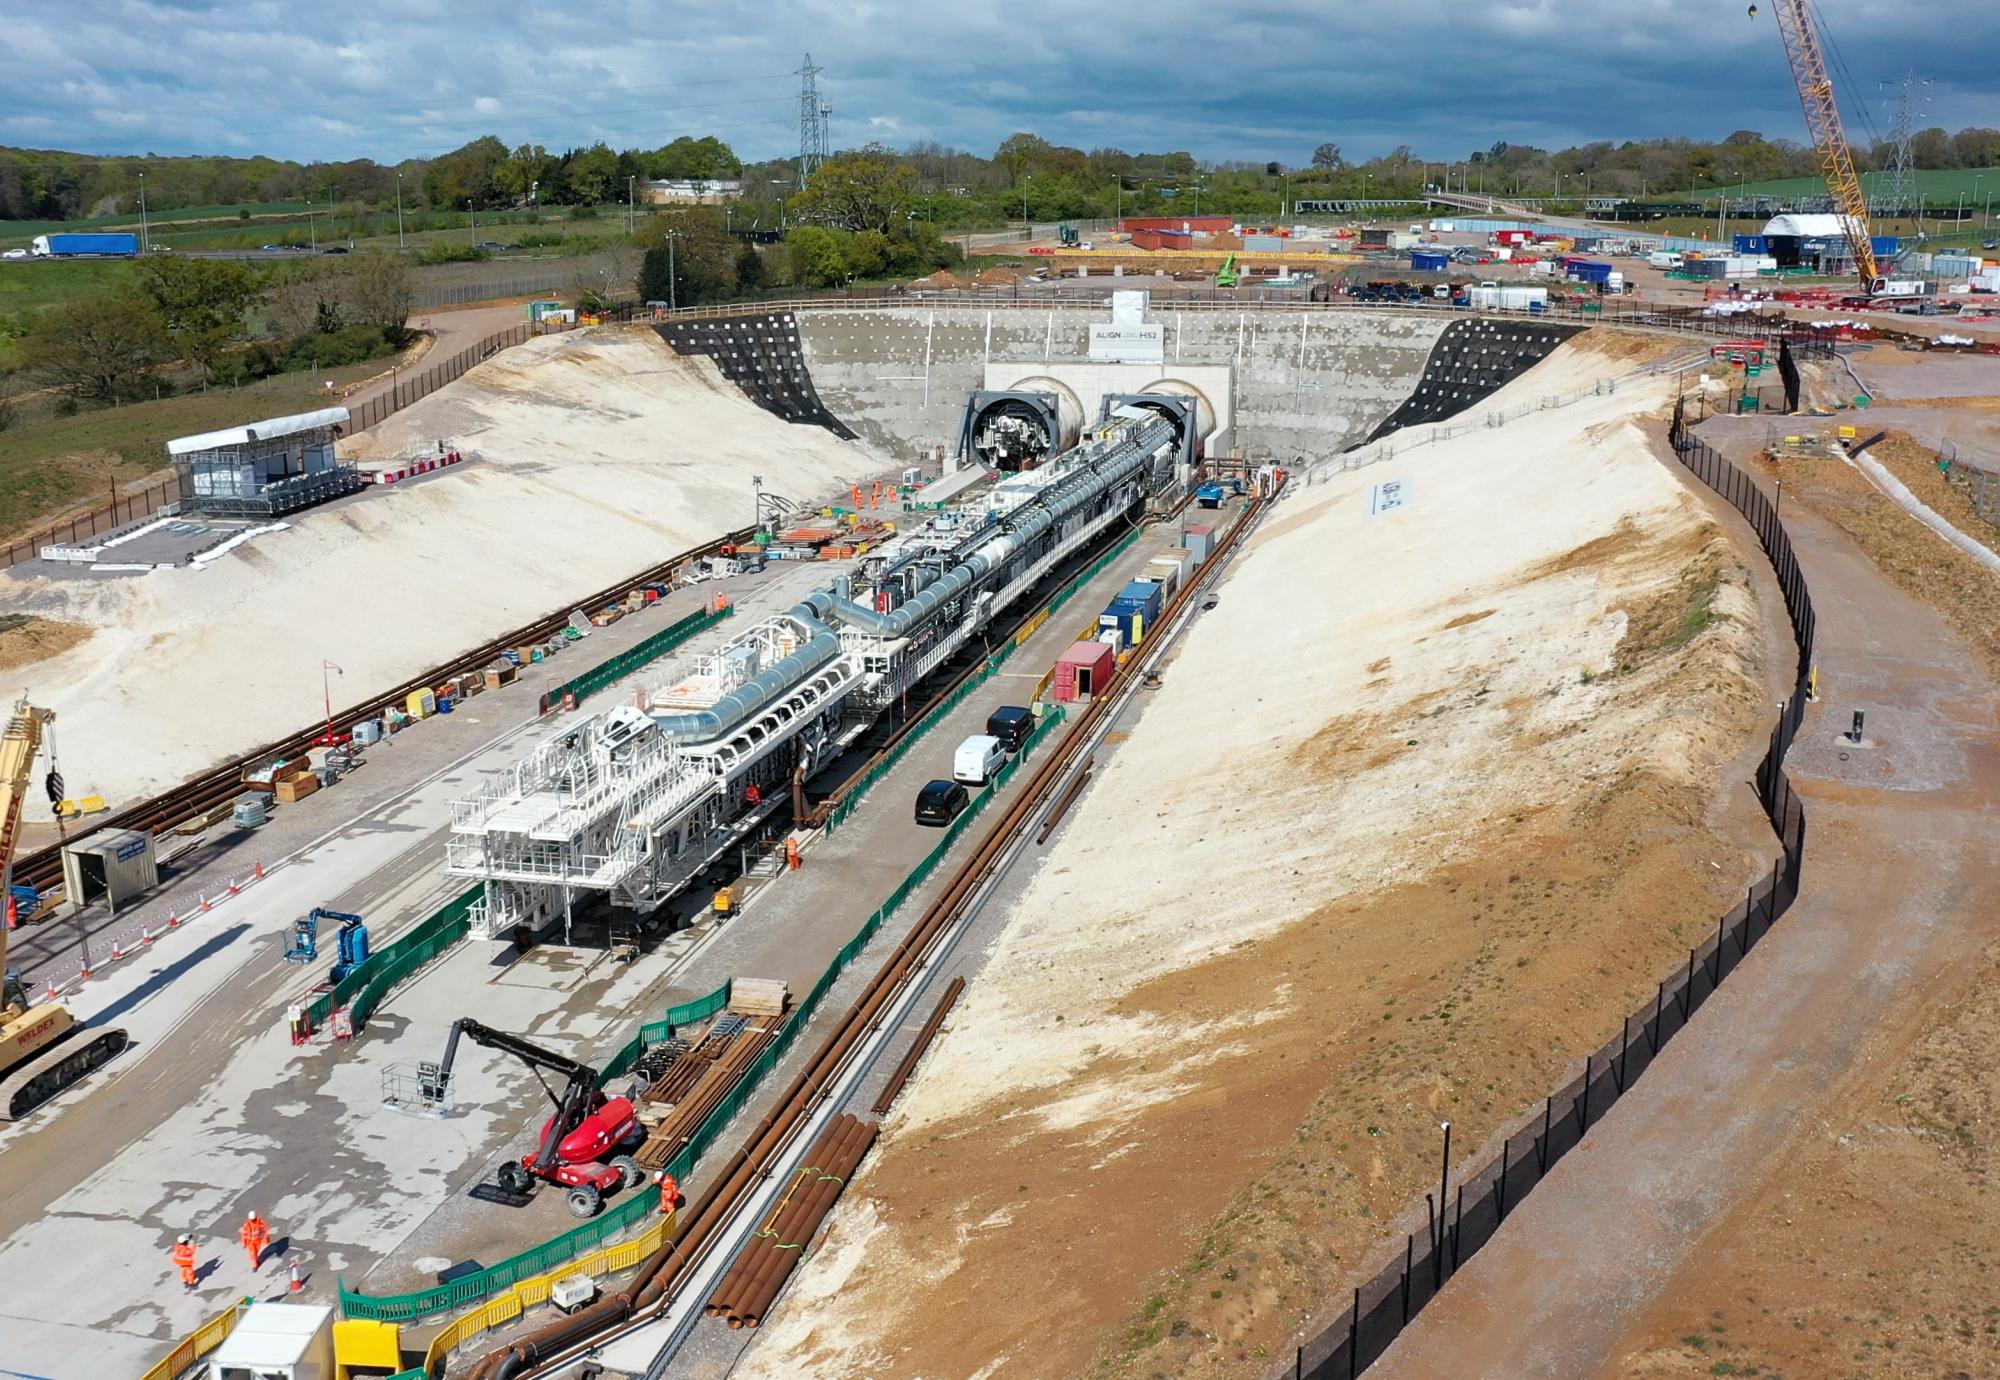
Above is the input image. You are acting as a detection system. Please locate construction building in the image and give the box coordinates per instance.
[168,407,365,518]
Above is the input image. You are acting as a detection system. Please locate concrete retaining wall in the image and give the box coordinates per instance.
[796,307,1450,465]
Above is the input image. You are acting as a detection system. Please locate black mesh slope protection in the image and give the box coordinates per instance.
[1365,319,1583,444]
[655,314,857,440]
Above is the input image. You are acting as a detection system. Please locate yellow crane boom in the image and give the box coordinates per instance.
[1766,0,1880,287]
[0,696,129,1118]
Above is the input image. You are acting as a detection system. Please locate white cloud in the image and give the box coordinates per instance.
[0,0,1995,164]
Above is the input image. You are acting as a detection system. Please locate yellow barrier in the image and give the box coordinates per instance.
[420,1209,678,1374]
[1014,607,1050,647]
[140,1300,242,1380]
[333,1317,405,1370]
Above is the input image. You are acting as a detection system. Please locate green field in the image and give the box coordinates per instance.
[1699,166,2000,209]
[0,201,654,255]
[0,258,138,317]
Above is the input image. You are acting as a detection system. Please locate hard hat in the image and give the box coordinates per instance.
[653,1171,665,1183]
[247,1210,258,1219]
[178,1234,190,1243]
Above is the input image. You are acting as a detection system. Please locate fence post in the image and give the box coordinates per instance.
[1348,1287,1360,1379]
[1540,1096,1552,1172]
[1496,1139,1509,1219]
[1401,1235,1412,1323]
[1681,948,1695,1018]
[1578,1054,1591,1131]
[1651,981,1665,1053]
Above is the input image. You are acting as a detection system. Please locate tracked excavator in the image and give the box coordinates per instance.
[0,696,129,1118]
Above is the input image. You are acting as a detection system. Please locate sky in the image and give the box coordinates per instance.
[3,0,1999,167]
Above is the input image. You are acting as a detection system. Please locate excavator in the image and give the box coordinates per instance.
[0,696,129,1118]
[426,1018,648,1218]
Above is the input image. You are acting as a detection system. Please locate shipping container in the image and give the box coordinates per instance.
[1182,523,1216,562]
[1733,234,1769,254]
[1053,641,1116,702]
[1144,557,1184,600]
[31,232,140,257]
[1243,234,1288,254]
[1565,259,1615,284]
[1411,250,1451,272]
[1121,215,1233,234]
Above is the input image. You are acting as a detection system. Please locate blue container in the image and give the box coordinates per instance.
[1733,234,1768,254]
[1411,250,1450,272]
[1870,235,1900,256]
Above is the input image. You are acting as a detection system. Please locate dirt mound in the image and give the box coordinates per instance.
[973,266,1022,287]
[0,616,93,674]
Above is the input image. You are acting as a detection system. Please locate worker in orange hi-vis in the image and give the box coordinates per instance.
[785,836,801,871]
[240,1211,272,1270]
[171,1235,199,1291]
[653,1171,682,1213]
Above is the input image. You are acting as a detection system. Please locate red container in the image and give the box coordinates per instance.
[1121,215,1234,234]
[1053,641,1116,702]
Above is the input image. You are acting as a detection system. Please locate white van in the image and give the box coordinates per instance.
[953,734,1007,786]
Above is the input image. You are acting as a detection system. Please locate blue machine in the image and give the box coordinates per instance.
[282,916,318,964]
[319,908,372,982]
[283,907,370,976]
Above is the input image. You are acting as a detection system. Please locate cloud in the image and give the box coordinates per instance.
[0,0,1996,165]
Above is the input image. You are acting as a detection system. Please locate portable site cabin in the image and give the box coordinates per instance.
[1053,641,1116,702]
[169,408,364,518]
[59,829,158,916]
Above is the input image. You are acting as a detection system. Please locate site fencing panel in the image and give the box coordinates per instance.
[1288,400,1814,1380]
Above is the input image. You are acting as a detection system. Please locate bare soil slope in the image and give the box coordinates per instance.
[737,338,1785,1380]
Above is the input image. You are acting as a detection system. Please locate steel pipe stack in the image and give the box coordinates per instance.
[703,1113,878,1328]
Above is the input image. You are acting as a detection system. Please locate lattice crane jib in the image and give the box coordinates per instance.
[1767,0,1879,286]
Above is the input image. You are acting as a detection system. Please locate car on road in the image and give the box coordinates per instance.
[915,779,970,827]
[322,245,349,254]
[1,248,28,259]
[985,705,1033,752]
[478,240,510,250]
[952,734,1007,787]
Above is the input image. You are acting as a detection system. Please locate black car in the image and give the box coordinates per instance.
[986,705,1033,752]
[915,779,970,827]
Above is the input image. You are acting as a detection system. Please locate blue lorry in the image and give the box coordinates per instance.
[30,232,141,258]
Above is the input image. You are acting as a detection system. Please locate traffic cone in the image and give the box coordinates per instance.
[142,926,154,947]
[168,911,181,929]
[199,894,213,912]
[255,861,265,880]
[110,940,124,962]
[43,977,59,1002]
[288,1261,303,1294]
[78,958,91,980]
[228,878,241,896]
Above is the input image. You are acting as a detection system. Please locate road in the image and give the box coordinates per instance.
[1368,418,2000,1378]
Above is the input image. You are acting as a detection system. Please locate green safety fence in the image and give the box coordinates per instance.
[637,976,735,1046]
[538,604,734,713]
[824,527,1139,834]
[302,884,482,1032]
[338,706,1066,1324]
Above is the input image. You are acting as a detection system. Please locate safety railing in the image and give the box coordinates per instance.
[138,1299,244,1380]
[637,977,735,1046]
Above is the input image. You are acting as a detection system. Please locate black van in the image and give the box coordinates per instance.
[915,779,970,827]
[986,705,1033,752]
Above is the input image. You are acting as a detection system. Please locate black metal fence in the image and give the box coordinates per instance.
[1291,399,1815,1380]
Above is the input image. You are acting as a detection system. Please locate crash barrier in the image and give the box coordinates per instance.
[340,708,1065,1331]
[300,884,482,1036]
[823,528,1140,833]
[139,1298,243,1380]
[416,1208,681,1372]
[537,605,734,714]
[1291,398,1814,1380]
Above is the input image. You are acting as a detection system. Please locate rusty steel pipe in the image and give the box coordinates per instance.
[870,976,965,1117]
[706,1114,859,1319]
[717,1114,871,1326]
[736,1117,878,1327]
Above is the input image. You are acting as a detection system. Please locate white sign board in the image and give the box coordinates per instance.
[1088,323,1165,364]
[1368,477,1414,517]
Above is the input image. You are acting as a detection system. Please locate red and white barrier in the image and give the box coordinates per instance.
[371,451,465,485]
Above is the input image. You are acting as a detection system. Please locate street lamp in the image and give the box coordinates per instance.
[468,200,476,245]
[307,195,316,251]
[628,175,636,235]
[1022,173,1030,224]
[395,172,405,251]
[664,231,680,311]
[137,172,148,253]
